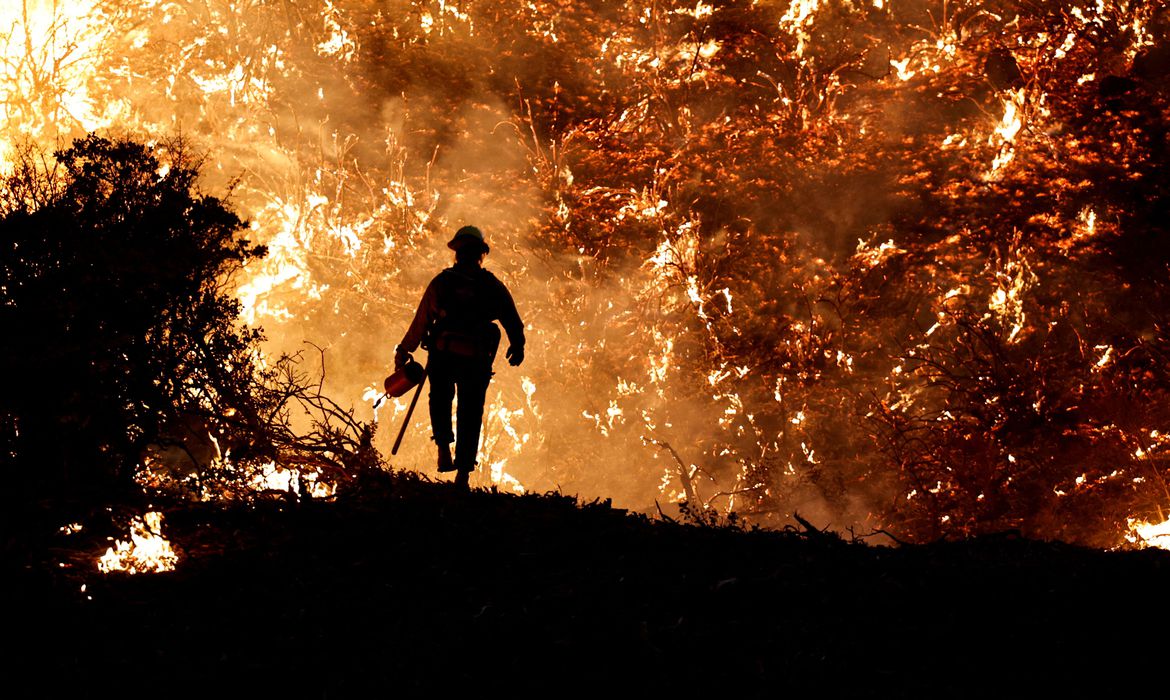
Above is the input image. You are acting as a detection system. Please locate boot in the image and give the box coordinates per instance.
[453,469,470,490]
[437,443,455,473]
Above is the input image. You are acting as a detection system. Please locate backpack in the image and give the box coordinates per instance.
[428,268,502,361]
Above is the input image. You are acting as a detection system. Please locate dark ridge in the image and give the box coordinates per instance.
[5,473,1168,697]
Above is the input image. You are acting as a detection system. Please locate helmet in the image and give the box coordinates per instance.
[447,225,490,254]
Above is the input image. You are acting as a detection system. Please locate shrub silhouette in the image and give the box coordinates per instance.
[0,135,267,504]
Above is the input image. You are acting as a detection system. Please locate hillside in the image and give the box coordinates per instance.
[5,473,1169,697]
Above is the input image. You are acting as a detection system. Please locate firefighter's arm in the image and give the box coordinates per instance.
[397,280,439,363]
[497,282,525,366]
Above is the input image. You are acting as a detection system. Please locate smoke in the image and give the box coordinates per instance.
[4,0,1169,545]
[0,0,958,526]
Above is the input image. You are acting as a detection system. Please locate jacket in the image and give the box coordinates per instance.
[399,263,525,358]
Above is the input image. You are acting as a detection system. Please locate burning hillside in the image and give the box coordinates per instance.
[2,0,1169,548]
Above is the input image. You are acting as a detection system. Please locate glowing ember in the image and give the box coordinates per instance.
[98,512,178,575]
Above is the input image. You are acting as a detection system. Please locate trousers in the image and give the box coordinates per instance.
[427,350,493,470]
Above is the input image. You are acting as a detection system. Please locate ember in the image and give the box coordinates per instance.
[3,0,1168,548]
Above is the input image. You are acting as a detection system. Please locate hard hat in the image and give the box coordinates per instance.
[447,225,490,253]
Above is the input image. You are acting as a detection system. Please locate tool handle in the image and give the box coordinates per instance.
[391,375,426,455]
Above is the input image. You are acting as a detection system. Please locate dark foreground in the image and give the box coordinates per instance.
[5,473,1169,697]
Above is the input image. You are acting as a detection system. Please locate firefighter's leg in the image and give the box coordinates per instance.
[453,364,492,473]
[427,355,456,471]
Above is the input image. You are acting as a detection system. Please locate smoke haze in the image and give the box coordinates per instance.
[3,0,1169,546]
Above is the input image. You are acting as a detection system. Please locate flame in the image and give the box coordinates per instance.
[249,461,337,499]
[854,238,904,268]
[3,0,1166,548]
[1092,345,1113,371]
[489,458,526,494]
[779,0,819,57]
[987,89,1026,176]
[136,427,339,502]
[316,0,357,61]
[0,0,130,167]
[1059,206,1101,256]
[1126,517,1170,551]
[986,238,1036,344]
[888,24,960,82]
[98,512,179,574]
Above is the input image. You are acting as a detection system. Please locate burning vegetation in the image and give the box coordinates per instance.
[2,0,1169,549]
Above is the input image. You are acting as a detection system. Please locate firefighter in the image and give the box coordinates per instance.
[395,225,525,488]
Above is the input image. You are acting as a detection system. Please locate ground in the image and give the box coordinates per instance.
[5,472,1168,697]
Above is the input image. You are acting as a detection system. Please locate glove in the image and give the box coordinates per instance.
[505,345,524,367]
[394,345,411,370]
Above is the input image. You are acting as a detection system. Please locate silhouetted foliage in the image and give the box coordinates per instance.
[0,135,267,503]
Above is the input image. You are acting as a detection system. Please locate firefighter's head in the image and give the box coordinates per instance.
[448,225,489,264]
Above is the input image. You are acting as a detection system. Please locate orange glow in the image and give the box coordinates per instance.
[3,0,1167,548]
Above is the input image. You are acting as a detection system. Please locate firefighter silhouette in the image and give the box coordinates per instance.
[395,225,525,488]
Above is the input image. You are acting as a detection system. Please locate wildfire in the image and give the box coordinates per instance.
[97,512,179,575]
[3,0,1168,549]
